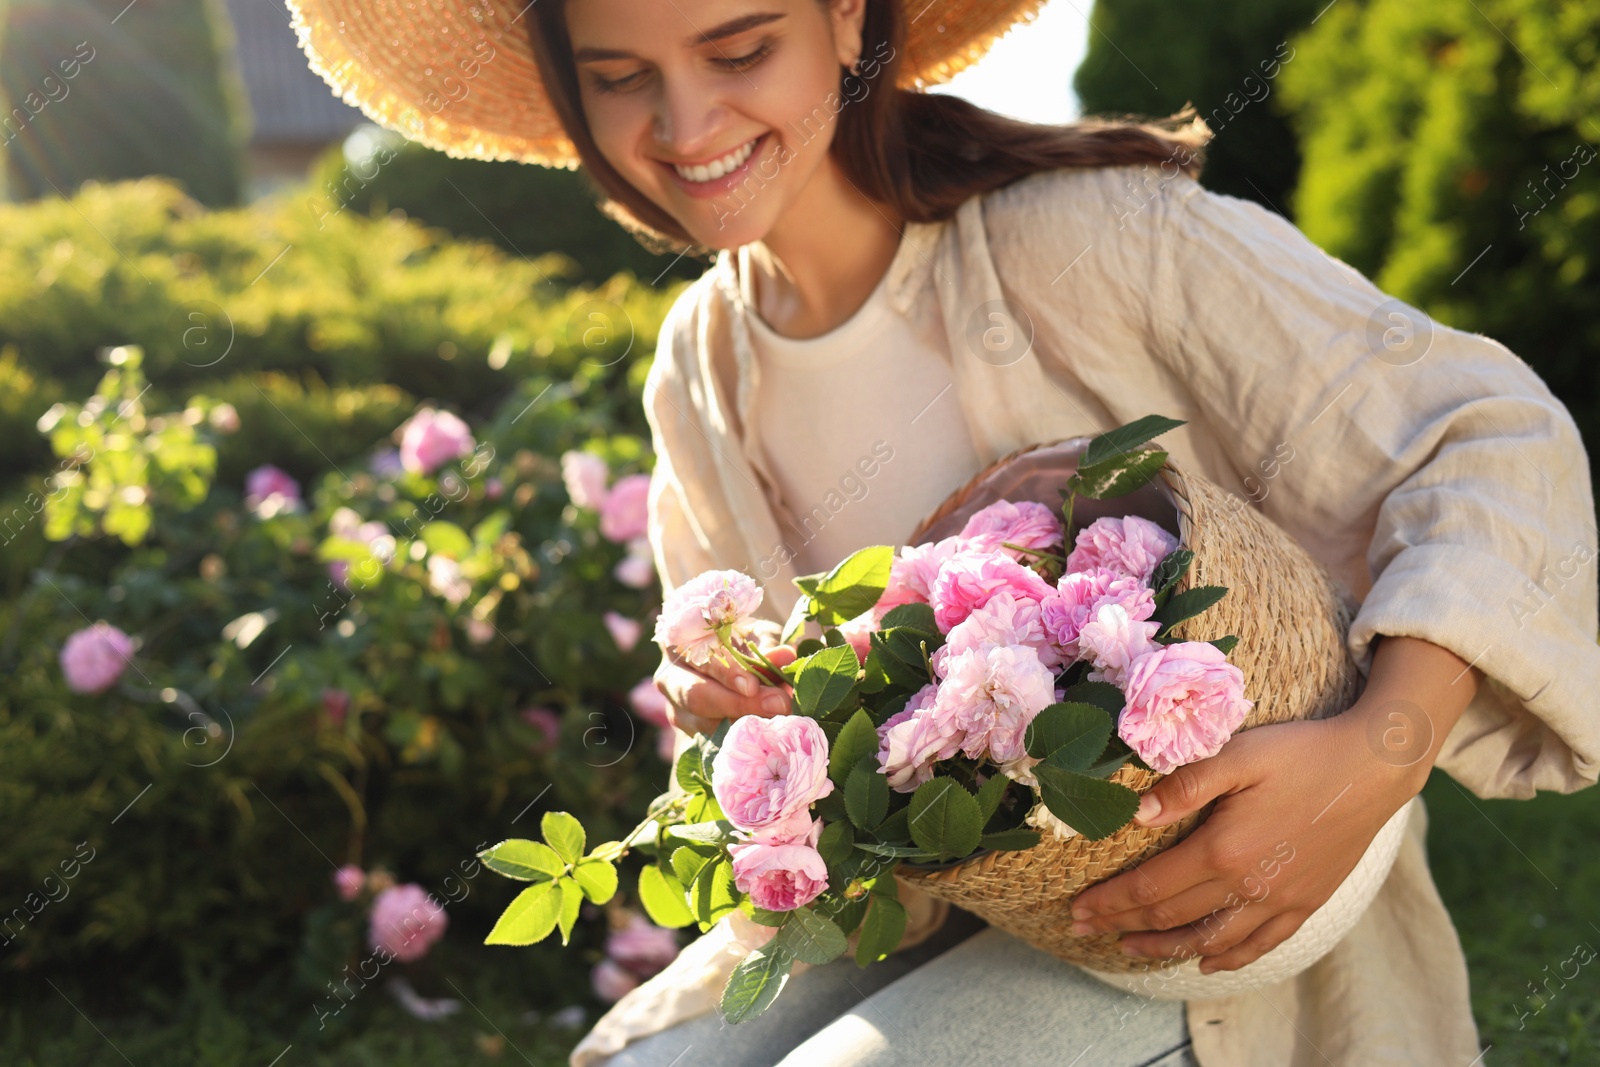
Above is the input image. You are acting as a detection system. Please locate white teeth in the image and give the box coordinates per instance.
[674,137,758,183]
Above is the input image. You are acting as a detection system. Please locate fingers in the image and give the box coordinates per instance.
[762,643,799,669]
[1070,823,1219,921]
[1131,753,1241,830]
[1072,878,1236,938]
[1195,910,1307,974]
[1117,898,1267,962]
[654,651,791,737]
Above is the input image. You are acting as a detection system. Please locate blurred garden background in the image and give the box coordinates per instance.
[0,0,1596,1063]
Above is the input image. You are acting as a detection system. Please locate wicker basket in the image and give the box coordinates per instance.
[896,436,1365,976]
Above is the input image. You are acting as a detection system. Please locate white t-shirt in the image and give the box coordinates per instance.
[738,238,986,577]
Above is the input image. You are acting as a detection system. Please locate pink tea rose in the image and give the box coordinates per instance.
[934,642,1057,764]
[1040,569,1155,661]
[653,569,764,669]
[599,473,651,543]
[958,500,1063,563]
[874,536,964,621]
[711,714,834,832]
[1066,515,1179,584]
[1118,641,1253,774]
[932,590,1064,675]
[561,450,610,509]
[727,810,829,912]
[522,706,561,751]
[628,677,670,728]
[59,622,135,694]
[591,958,639,1002]
[426,555,470,605]
[876,683,959,792]
[208,402,240,434]
[928,551,1055,634]
[606,913,681,976]
[321,688,351,726]
[244,464,301,518]
[603,611,643,652]
[1077,602,1163,687]
[614,548,657,589]
[334,865,365,901]
[835,610,878,662]
[368,883,449,962]
[399,407,475,475]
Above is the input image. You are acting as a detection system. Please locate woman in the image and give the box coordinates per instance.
[288,1,1600,1064]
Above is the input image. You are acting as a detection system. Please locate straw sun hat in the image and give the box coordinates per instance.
[284,0,1050,169]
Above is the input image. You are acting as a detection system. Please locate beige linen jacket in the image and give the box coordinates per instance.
[576,164,1600,1066]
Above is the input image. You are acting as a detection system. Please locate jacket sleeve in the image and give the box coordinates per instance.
[1145,175,1600,800]
[642,289,785,645]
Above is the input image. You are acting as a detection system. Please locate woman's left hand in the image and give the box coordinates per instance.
[1065,703,1425,974]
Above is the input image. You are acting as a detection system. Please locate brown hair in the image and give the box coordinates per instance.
[527,1,1211,257]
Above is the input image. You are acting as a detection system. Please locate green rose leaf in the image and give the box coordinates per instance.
[781,591,814,646]
[978,827,1043,851]
[817,820,856,867]
[1080,415,1186,468]
[478,839,565,882]
[556,876,584,945]
[1081,736,1136,779]
[1034,764,1141,840]
[637,864,695,929]
[1153,585,1229,634]
[1025,702,1113,768]
[873,805,911,844]
[1057,680,1126,717]
[809,545,894,626]
[671,844,711,889]
[747,907,790,928]
[975,772,1011,825]
[795,644,860,717]
[675,744,709,795]
[571,858,619,904]
[877,602,937,634]
[419,520,473,559]
[1209,635,1240,655]
[1071,448,1168,500]
[853,841,938,859]
[666,821,737,846]
[845,756,890,831]
[483,880,562,946]
[776,907,848,965]
[586,840,626,864]
[720,945,795,1024]
[829,709,880,787]
[854,895,908,967]
[542,811,585,866]
[869,628,935,690]
[1149,548,1194,595]
[693,856,741,924]
[907,778,983,858]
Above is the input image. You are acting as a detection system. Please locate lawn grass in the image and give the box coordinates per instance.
[8,767,1599,1065]
[1421,767,1600,1065]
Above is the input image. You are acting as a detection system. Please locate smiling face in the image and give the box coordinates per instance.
[565,0,865,249]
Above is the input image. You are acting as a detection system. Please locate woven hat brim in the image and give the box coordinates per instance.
[284,0,1052,169]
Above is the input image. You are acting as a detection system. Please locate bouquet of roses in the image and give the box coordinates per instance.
[478,415,1252,1021]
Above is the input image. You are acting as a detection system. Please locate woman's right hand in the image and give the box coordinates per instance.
[652,642,798,737]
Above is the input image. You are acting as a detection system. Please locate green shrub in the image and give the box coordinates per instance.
[306,137,709,288]
[0,183,690,1031]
